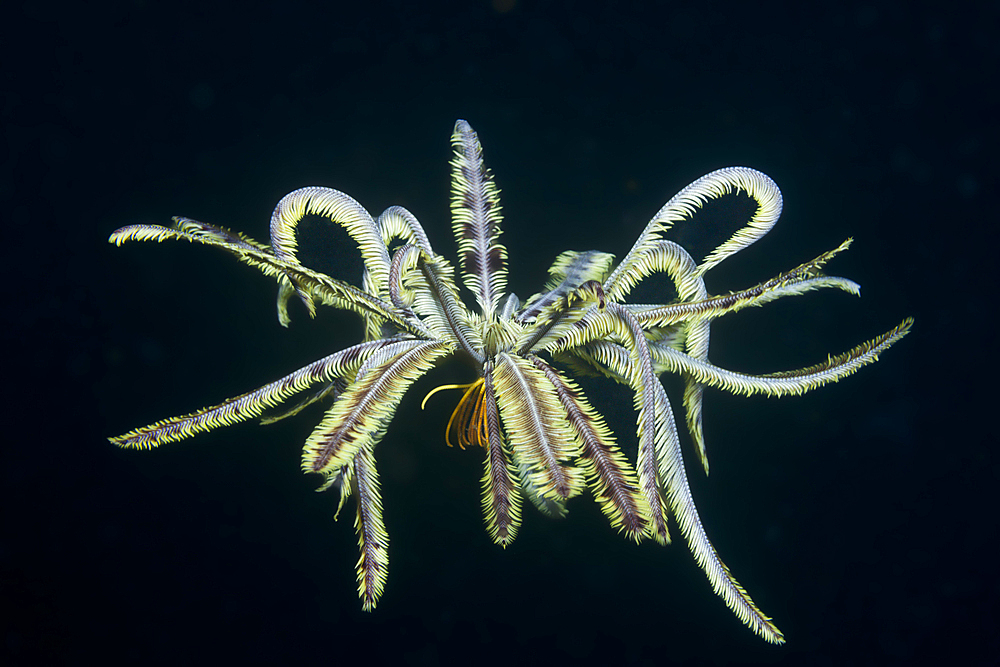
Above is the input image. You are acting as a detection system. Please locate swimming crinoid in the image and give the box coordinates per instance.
[109,120,911,643]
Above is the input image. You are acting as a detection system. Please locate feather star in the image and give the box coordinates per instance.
[109,119,911,643]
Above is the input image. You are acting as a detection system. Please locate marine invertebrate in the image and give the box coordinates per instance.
[109,120,911,643]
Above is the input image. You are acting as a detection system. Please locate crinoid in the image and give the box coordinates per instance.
[110,120,911,643]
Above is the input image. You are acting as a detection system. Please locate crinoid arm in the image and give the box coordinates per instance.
[479,361,523,545]
[491,351,586,513]
[450,119,508,317]
[351,439,389,611]
[109,219,416,333]
[529,356,651,541]
[647,317,914,397]
[300,339,452,485]
[109,339,405,450]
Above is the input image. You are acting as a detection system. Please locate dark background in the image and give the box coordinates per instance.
[2,1,995,665]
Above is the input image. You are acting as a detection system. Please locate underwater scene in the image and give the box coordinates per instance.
[3,1,992,665]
